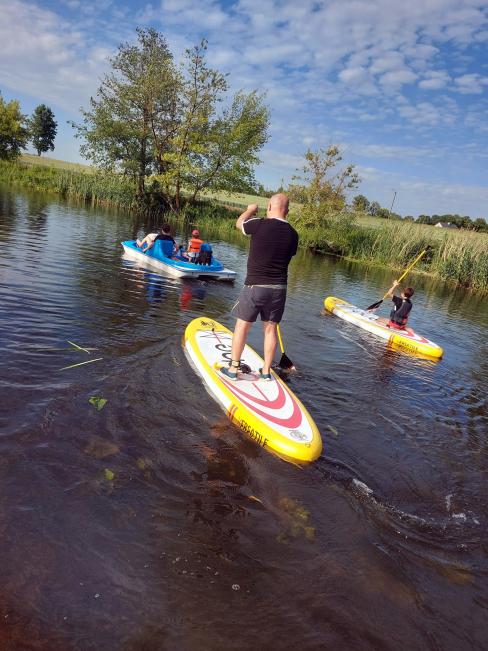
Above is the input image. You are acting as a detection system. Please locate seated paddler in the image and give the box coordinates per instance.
[187,230,203,263]
[138,224,176,254]
[378,280,414,330]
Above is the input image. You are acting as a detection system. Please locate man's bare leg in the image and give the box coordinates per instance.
[262,321,278,375]
[230,318,253,365]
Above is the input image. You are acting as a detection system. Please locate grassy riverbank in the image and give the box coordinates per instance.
[1,156,487,291]
[0,157,136,208]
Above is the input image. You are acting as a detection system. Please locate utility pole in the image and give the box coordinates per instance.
[389,190,397,218]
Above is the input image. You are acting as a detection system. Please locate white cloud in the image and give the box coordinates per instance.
[0,0,113,111]
[454,73,488,94]
[380,69,417,88]
[419,71,451,90]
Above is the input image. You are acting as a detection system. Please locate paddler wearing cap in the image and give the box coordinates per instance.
[187,229,203,263]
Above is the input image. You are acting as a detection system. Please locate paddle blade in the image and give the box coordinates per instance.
[366,299,383,311]
[278,352,296,371]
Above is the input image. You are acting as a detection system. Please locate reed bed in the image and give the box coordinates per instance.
[297,215,488,291]
[0,160,136,208]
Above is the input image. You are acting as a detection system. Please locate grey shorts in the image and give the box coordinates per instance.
[234,285,287,323]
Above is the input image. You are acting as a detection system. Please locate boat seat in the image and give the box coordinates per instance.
[150,239,174,258]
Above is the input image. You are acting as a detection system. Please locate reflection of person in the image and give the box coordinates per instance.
[187,229,203,263]
[220,194,298,381]
[378,281,414,330]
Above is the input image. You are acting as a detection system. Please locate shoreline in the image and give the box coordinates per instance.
[1,158,487,293]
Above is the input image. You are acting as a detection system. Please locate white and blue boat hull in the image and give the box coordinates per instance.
[121,240,236,281]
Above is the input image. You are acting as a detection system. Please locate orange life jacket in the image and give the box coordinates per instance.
[188,237,203,254]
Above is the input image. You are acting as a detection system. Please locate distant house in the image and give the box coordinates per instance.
[435,222,458,229]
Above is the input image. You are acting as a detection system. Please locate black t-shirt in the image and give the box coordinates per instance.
[155,233,175,244]
[390,295,412,324]
[242,217,299,285]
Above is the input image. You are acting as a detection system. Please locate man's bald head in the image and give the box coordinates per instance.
[267,193,289,219]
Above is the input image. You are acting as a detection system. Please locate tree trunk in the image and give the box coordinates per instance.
[138,137,146,199]
[175,179,181,211]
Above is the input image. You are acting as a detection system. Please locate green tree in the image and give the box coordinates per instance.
[376,206,391,219]
[73,30,269,208]
[154,41,269,209]
[472,217,487,232]
[288,145,359,217]
[368,201,380,216]
[289,146,359,227]
[72,28,178,198]
[352,194,370,213]
[0,93,29,160]
[29,104,57,156]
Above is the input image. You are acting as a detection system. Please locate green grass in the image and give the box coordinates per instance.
[2,156,487,292]
[21,153,93,172]
[1,158,136,208]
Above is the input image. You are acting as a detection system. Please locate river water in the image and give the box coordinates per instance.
[0,187,487,651]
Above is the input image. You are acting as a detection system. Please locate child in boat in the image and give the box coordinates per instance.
[198,242,213,265]
[187,229,204,263]
[378,280,414,330]
[174,245,188,260]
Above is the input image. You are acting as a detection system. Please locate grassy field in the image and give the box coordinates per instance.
[1,155,487,291]
[21,153,93,173]
[2,157,136,207]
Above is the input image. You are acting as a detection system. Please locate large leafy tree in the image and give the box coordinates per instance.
[154,41,269,209]
[0,93,29,160]
[73,30,269,208]
[29,104,57,156]
[72,28,178,198]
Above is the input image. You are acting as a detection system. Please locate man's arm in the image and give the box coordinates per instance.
[385,280,400,297]
[236,204,258,232]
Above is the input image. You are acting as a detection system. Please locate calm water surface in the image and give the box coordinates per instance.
[0,187,487,651]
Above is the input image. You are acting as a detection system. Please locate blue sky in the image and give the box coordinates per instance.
[1,0,487,217]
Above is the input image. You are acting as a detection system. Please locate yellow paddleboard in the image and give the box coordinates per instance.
[183,317,322,463]
[324,297,443,359]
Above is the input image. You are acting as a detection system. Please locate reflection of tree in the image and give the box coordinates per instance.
[0,188,21,244]
[24,190,50,235]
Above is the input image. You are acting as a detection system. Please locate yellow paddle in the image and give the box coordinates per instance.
[366,246,431,311]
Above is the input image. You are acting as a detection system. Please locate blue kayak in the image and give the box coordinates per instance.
[121,240,236,281]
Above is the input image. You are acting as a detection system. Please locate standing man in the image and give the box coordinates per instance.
[220,193,298,381]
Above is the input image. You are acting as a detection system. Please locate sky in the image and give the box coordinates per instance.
[1,0,487,218]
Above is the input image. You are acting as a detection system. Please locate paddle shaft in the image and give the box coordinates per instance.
[379,248,428,302]
[276,324,295,370]
[277,324,285,354]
